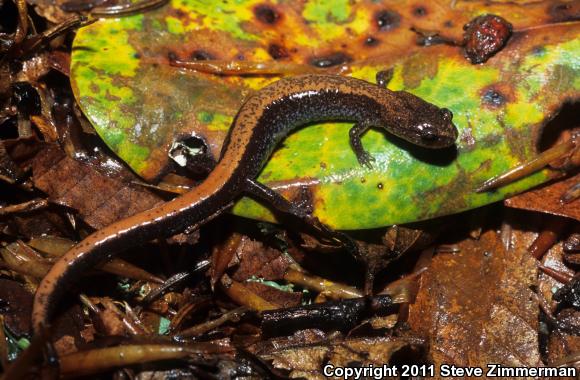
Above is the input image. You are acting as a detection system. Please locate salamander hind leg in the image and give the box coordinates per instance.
[244,179,358,252]
[244,178,319,225]
[349,122,375,169]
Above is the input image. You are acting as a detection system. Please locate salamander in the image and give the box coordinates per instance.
[32,73,458,334]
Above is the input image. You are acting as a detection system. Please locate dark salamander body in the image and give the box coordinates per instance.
[32,74,457,333]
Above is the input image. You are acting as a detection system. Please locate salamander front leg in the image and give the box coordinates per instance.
[349,122,375,169]
[375,69,394,88]
[244,178,359,253]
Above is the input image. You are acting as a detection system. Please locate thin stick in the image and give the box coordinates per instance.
[475,140,575,192]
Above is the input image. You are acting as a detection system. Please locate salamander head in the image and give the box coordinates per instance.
[386,91,458,148]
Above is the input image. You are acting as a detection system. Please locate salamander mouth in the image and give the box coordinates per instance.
[413,122,455,147]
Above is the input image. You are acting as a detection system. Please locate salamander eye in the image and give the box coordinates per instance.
[441,108,453,122]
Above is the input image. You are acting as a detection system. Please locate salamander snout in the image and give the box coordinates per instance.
[438,108,458,146]
[389,90,458,149]
[415,108,457,148]
[418,123,439,142]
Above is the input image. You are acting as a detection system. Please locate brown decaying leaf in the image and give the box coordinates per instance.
[8,209,73,239]
[229,238,292,282]
[52,304,85,355]
[408,226,541,368]
[0,140,26,182]
[505,173,580,221]
[214,234,305,309]
[32,144,163,229]
[0,277,85,353]
[0,278,33,336]
[260,335,424,380]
